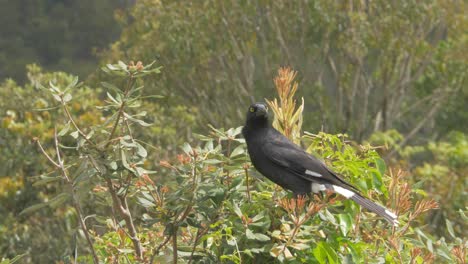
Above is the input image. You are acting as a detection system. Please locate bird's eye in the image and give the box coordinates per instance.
[249,107,255,112]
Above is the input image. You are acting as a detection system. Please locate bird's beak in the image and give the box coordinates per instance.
[256,104,268,117]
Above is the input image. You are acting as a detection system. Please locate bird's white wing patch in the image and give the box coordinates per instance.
[311,183,326,193]
[332,185,355,198]
[305,170,322,177]
[385,209,397,219]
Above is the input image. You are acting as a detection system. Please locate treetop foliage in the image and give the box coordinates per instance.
[105,0,467,142]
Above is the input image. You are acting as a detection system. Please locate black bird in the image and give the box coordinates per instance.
[242,103,398,226]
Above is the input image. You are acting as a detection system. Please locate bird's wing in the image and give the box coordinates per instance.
[262,137,359,191]
[260,132,399,225]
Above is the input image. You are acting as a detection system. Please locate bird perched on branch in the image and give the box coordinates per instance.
[242,103,398,226]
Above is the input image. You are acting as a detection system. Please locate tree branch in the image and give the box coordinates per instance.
[104,177,143,259]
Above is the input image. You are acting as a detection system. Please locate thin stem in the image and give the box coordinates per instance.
[280,223,301,257]
[35,139,60,168]
[188,229,202,264]
[124,117,134,140]
[62,103,96,147]
[167,157,199,263]
[105,76,135,149]
[172,226,178,264]
[144,183,162,207]
[52,129,99,264]
[150,234,173,264]
[244,166,251,202]
[225,139,232,178]
[121,196,143,258]
[279,203,311,258]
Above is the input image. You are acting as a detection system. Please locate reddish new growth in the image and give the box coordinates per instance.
[177,154,191,164]
[128,61,144,71]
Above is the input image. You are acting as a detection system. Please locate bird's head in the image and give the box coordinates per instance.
[246,103,269,122]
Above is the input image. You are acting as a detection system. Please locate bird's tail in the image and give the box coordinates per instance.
[350,193,399,226]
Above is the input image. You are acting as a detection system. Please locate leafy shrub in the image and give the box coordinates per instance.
[19,63,465,263]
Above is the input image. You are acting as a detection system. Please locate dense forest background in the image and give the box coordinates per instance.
[0,0,466,263]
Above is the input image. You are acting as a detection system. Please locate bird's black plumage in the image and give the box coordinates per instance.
[242,103,398,226]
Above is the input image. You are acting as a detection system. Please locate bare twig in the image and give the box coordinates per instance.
[34,139,60,168]
[42,129,100,264]
[150,233,173,264]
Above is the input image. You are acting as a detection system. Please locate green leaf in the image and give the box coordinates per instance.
[314,242,338,264]
[58,122,71,136]
[106,63,118,71]
[124,112,152,127]
[323,243,338,264]
[375,157,386,176]
[19,203,48,216]
[233,203,243,218]
[229,175,243,188]
[182,142,193,155]
[435,242,453,260]
[33,176,62,187]
[118,61,128,69]
[52,94,62,102]
[70,130,79,139]
[427,239,433,253]
[49,81,61,93]
[313,243,327,264]
[137,196,155,208]
[207,187,224,201]
[121,149,132,172]
[290,243,309,250]
[117,248,134,254]
[246,229,269,241]
[283,247,293,259]
[1,253,28,264]
[338,213,353,236]
[101,82,122,94]
[203,159,223,164]
[63,93,72,103]
[232,126,243,137]
[459,209,468,221]
[270,245,282,258]
[254,232,270,242]
[412,188,428,197]
[371,171,383,191]
[64,76,79,92]
[321,209,337,225]
[136,143,148,158]
[251,212,265,223]
[106,92,120,104]
[445,219,455,238]
[48,193,70,208]
[109,161,118,170]
[246,229,256,240]
[230,145,245,158]
[73,168,96,184]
